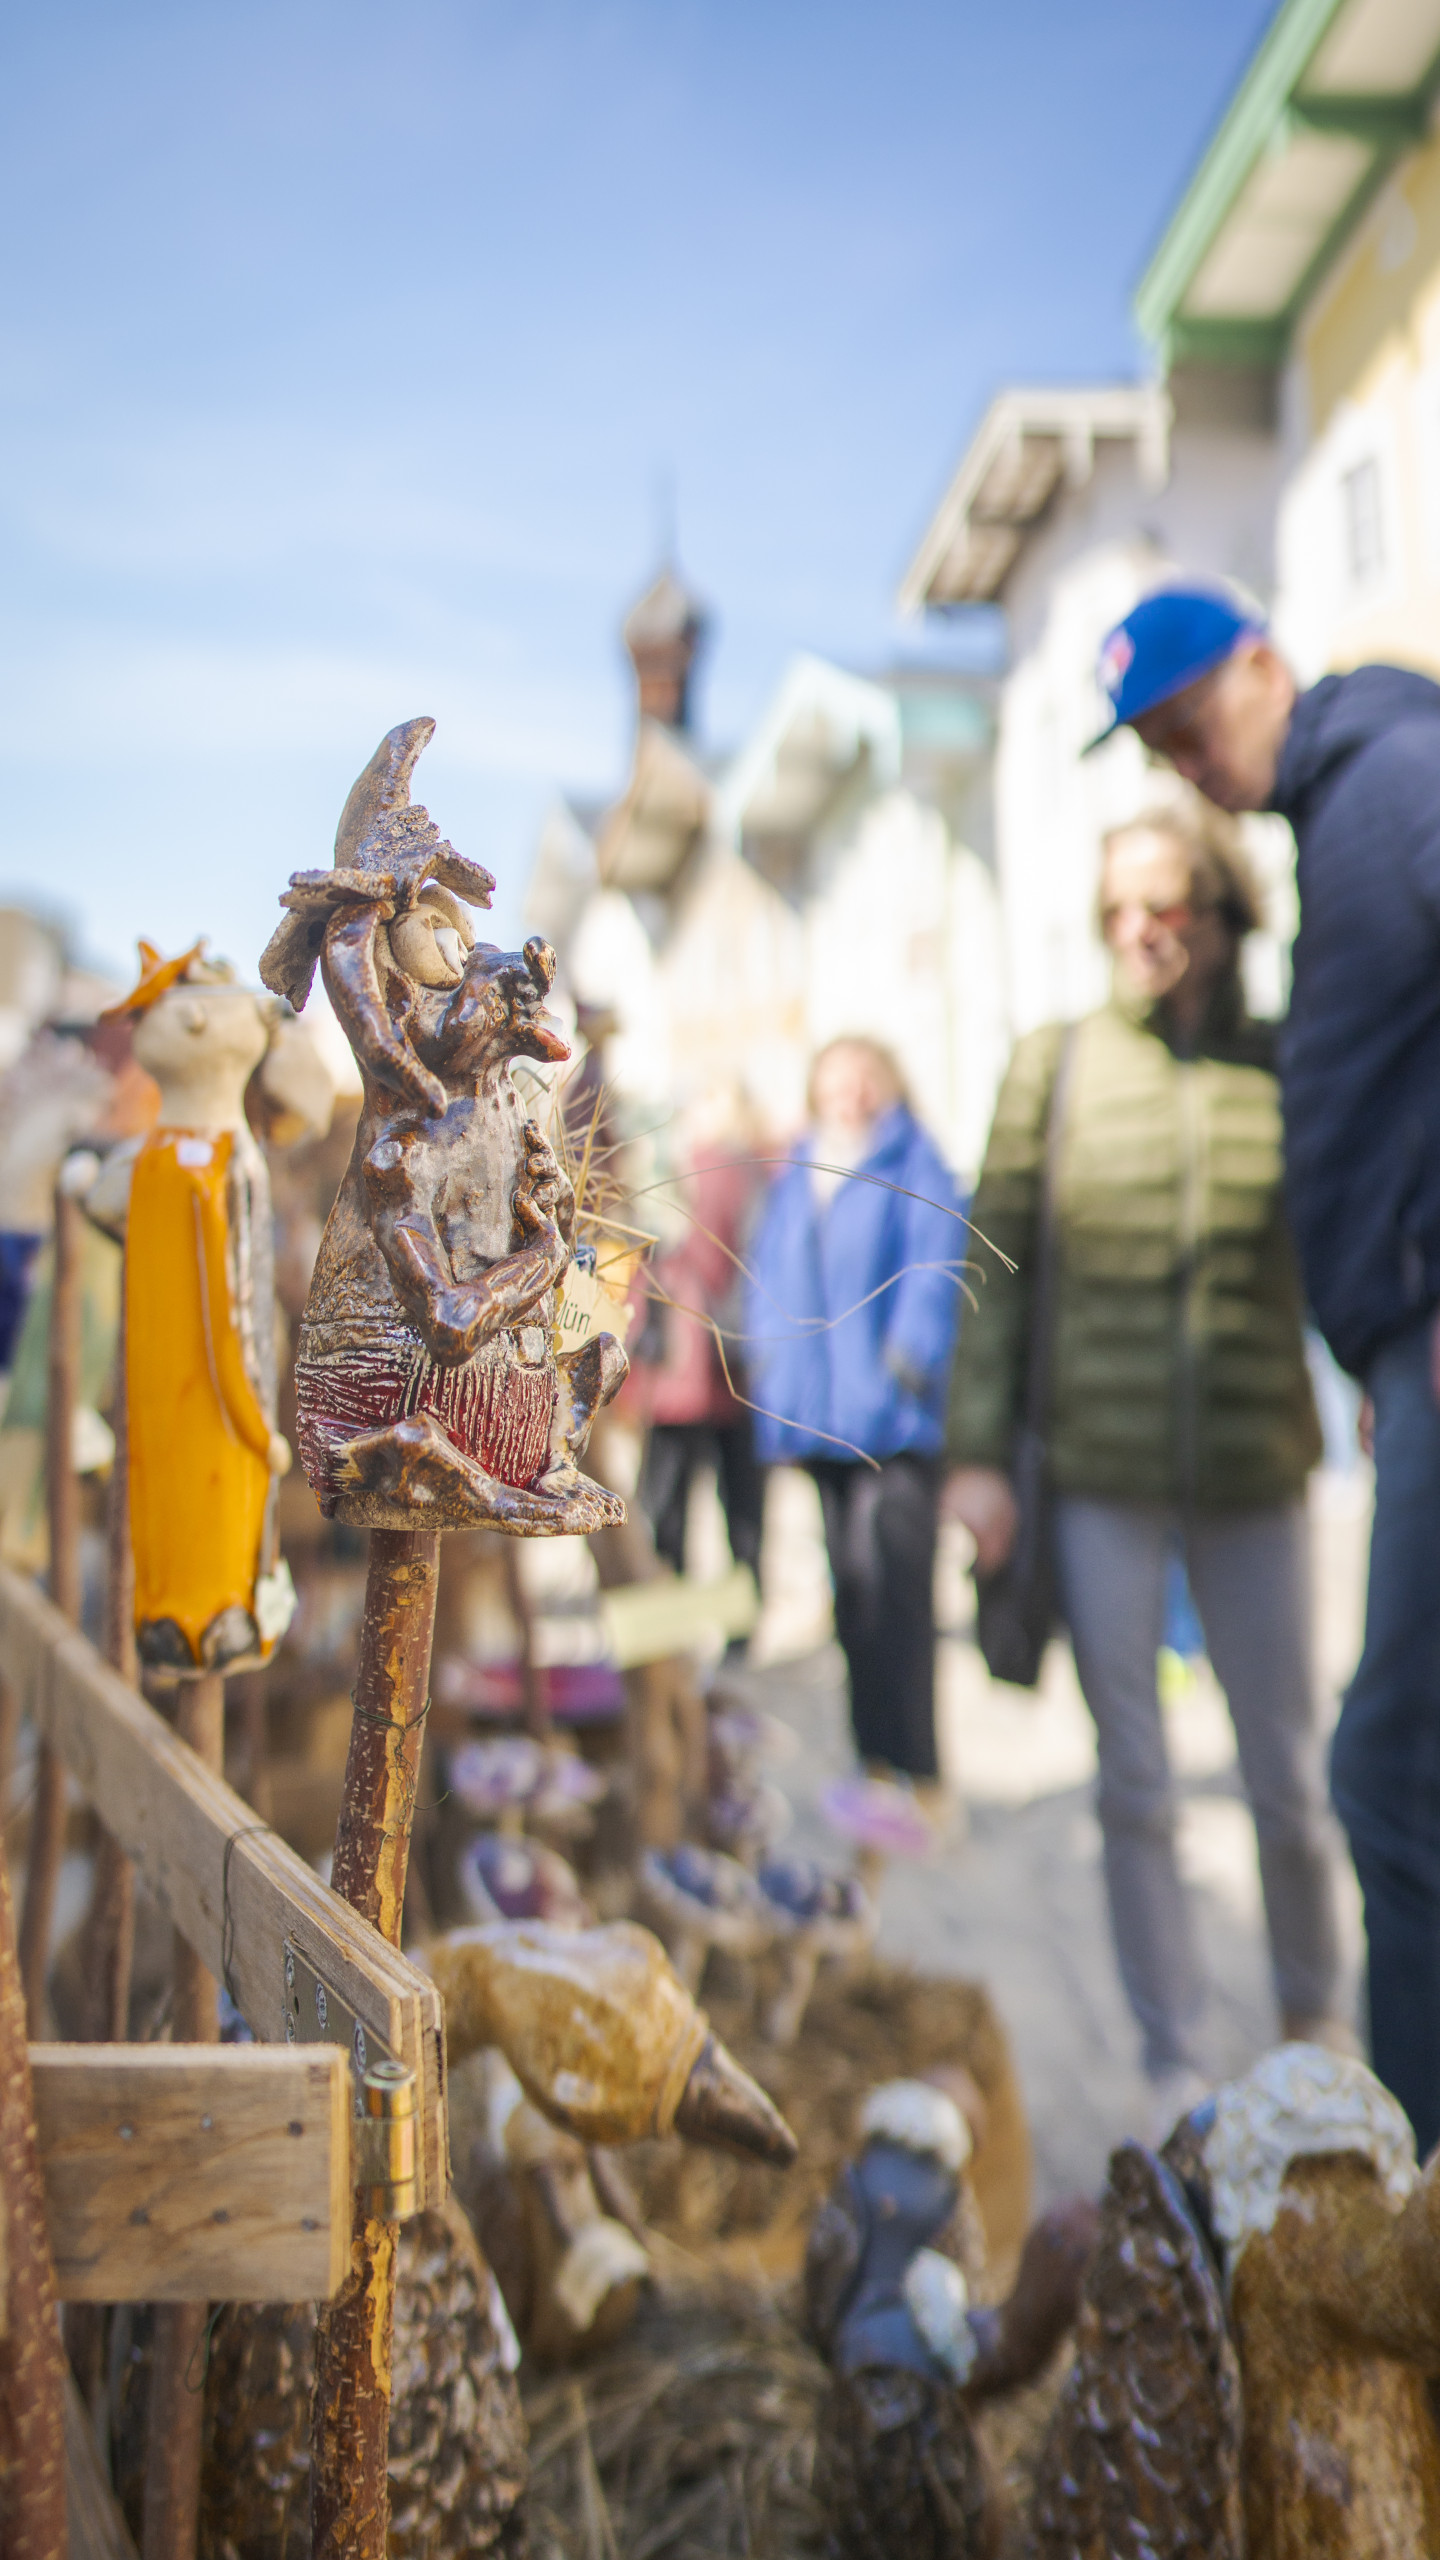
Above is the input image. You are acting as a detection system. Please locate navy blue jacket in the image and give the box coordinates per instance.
[1274,665,1440,1376]
[744,1103,964,1465]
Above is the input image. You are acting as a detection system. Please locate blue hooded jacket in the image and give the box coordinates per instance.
[1272,665,1440,1377]
[744,1103,964,1465]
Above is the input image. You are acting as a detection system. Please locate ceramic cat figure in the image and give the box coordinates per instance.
[260,718,627,1536]
[92,943,320,1675]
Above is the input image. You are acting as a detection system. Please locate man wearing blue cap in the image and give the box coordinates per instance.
[1093,581,1440,2154]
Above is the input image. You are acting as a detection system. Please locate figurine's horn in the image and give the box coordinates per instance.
[672,2032,798,2166]
[334,716,436,871]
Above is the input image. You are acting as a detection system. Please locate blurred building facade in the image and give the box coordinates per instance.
[535,0,1440,1170]
[899,381,1294,1034]
[899,0,1440,1047]
[527,567,1002,1175]
[1136,0,1440,682]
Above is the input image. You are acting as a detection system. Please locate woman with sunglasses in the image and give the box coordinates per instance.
[947,793,1349,2140]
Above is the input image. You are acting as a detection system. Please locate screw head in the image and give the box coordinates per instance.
[315,1982,328,2031]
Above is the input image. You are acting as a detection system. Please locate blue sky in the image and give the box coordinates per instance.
[0,0,1276,980]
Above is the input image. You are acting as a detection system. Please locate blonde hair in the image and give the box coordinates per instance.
[806,1035,909,1118]
[1100,793,1263,939]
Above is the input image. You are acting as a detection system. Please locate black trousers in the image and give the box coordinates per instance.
[808,1453,941,1781]
[640,1420,766,1579]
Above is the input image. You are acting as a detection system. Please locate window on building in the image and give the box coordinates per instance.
[1341,456,1385,587]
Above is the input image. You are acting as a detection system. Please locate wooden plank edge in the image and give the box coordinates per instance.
[0,1564,448,2207]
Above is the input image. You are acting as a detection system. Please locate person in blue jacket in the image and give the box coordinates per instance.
[1092,579,1440,2153]
[746,1035,964,1782]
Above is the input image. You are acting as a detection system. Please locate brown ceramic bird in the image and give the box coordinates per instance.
[110,2198,529,2560]
[466,2053,652,2368]
[1035,2042,1440,2560]
[427,1915,798,2163]
[805,2079,1095,2560]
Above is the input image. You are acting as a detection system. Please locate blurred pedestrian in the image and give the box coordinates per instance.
[747,1037,963,1786]
[948,794,1346,2137]
[638,1084,764,1584]
[1092,582,1440,2156]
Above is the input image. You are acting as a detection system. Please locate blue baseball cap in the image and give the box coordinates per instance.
[1085,583,1263,753]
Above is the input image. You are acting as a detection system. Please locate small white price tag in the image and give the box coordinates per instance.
[555,1262,634,1351]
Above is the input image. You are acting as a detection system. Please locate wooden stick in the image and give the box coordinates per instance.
[310,1527,440,2560]
[169,1676,224,2043]
[231,1669,272,1823]
[500,1534,549,1740]
[63,2365,139,2560]
[141,1673,224,2560]
[79,1331,137,2045]
[19,1179,84,2033]
[0,1668,19,1841]
[0,1837,69,2556]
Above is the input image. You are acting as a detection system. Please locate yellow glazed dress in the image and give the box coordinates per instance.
[127,1125,282,1672]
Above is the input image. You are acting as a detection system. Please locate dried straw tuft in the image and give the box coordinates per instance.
[523,2274,827,2560]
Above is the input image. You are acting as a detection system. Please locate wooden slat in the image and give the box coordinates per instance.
[33,2044,350,2303]
[63,2368,140,2559]
[0,1564,447,2207]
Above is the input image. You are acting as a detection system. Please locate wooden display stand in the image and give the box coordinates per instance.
[0,1561,447,2209]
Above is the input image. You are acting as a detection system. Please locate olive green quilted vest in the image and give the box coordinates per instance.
[948,981,1322,1510]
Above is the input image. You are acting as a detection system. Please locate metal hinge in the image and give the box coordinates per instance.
[281,1938,419,2218]
[353,2060,419,2220]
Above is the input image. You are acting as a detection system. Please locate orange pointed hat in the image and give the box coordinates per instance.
[100,938,213,1021]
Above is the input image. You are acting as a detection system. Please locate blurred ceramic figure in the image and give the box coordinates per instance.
[92,940,333,1677]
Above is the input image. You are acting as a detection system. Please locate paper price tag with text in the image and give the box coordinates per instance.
[556,1262,634,1351]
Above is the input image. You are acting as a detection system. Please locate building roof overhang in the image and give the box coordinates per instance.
[716,655,902,850]
[897,385,1171,613]
[1136,0,1440,371]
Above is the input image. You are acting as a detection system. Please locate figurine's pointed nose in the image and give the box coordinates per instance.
[523,936,557,993]
[672,2033,798,2166]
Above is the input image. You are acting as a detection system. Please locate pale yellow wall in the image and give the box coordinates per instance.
[1279,127,1440,677]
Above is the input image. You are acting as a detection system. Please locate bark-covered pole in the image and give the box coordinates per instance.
[141,1671,224,2560]
[65,1312,140,2412]
[256,719,633,2560]
[310,1528,440,2560]
[0,1841,68,2555]
[19,1175,83,2033]
[79,1285,138,2044]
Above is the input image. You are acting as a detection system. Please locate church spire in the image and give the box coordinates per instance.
[621,559,708,733]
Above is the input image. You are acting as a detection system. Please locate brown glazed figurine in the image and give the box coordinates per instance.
[804,2079,1095,2560]
[1035,2043,1440,2560]
[428,1916,798,2163]
[260,714,628,1536]
[259,720,634,2560]
[468,2056,652,2369]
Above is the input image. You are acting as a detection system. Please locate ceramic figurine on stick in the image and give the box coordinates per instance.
[91,942,324,1676]
[259,717,634,2560]
[261,714,627,1537]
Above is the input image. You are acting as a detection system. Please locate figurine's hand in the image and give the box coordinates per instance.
[428,1290,497,1364]
[513,1122,574,1256]
[268,1432,293,1478]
